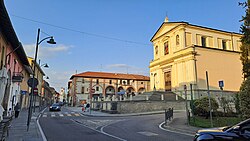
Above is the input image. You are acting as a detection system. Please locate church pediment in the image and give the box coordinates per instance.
[151,22,187,42]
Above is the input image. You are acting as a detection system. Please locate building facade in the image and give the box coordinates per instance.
[69,71,150,106]
[149,17,243,99]
[0,0,31,118]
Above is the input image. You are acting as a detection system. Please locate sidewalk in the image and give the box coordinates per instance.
[66,107,201,135]
[162,111,202,135]
[6,108,44,141]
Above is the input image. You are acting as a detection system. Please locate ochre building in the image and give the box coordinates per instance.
[69,71,150,106]
[149,17,243,99]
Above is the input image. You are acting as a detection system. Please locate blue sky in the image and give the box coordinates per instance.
[5,0,245,91]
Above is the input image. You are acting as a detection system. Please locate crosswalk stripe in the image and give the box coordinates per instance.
[43,115,47,117]
[59,114,64,117]
[51,114,56,117]
[67,114,72,116]
[75,114,80,116]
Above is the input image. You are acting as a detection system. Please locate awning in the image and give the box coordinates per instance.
[117,91,126,95]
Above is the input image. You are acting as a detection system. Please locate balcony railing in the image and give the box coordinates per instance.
[12,72,23,82]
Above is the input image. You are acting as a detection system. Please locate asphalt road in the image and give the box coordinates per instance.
[39,107,194,141]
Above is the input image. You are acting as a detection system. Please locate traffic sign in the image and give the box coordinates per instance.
[33,88,38,95]
[27,78,38,88]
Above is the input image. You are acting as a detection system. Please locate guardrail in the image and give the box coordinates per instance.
[164,108,173,125]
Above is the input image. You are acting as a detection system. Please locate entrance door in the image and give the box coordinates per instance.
[164,71,171,91]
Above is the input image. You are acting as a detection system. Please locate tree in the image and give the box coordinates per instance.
[239,0,250,119]
[239,77,250,118]
[239,0,250,79]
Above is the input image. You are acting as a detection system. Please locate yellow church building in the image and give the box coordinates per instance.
[149,17,243,99]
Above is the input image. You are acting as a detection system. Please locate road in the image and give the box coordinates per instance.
[39,107,194,141]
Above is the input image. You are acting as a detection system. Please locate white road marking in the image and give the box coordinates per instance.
[51,114,56,117]
[75,114,80,116]
[137,131,158,136]
[72,119,127,141]
[42,115,47,117]
[59,114,64,117]
[67,114,72,116]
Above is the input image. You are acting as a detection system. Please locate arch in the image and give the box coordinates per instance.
[126,87,135,96]
[105,86,115,97]
[118,86,124,92]
[138,87,145,94]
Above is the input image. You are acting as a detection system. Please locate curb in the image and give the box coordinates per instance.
[159,121,194,137]
[80,111,165,117]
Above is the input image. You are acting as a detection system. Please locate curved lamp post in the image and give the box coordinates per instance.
[27,28,56,131]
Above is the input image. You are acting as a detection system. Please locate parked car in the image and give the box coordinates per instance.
[194,118,250,141]
[49,103,61,111]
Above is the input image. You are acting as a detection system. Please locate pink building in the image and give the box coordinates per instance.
[0,0,31,118]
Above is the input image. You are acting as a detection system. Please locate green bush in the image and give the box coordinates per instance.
[239,77,250,118]
[193,97,219,117]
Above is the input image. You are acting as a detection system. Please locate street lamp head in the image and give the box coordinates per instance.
[43,63,49,68]
[47,37,56,44]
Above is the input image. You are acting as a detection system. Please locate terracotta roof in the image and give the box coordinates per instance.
[70,71,150,81]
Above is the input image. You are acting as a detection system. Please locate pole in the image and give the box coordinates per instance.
[184,85,189,125]
[89,78,92,115]
[27,28,40,131]
[190,84,195,124]
[206,71,213,127]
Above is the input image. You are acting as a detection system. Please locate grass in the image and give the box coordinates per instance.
[189,116,244,128]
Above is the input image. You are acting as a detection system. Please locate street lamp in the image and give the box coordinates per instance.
[27,28,56,131]
[151,73,157,91]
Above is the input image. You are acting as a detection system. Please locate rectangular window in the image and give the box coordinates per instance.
[201,36,206,47]
[96,79,99,84]
[141,82,144,84]
[82,79,84,83]
[127,80,130,85]
[222,40,227,50]
[81,87,84,93]
[109,80,112,84]
[164,41,169,55]
[96,86,99,91]
[120,80,122,84]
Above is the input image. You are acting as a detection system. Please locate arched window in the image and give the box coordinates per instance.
[164,41,169,55]
[176,35,179,45]
[155,46,158,55]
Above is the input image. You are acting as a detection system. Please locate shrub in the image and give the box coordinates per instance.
[239,77,250,118]
[193,97,219,118]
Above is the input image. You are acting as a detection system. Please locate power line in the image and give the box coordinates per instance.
[11,14,151,46]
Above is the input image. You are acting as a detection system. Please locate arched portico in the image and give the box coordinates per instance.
[138,87,145,94]
[105,86,115,97]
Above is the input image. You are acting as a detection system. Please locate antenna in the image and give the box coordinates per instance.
[100,64,102,72]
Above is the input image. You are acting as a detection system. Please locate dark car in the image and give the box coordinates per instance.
[194,118,250,141]
[49,103,61,111]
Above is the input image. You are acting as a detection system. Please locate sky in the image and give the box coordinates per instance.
[4,0,245,92]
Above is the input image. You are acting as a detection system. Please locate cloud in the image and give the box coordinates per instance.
[104,64,149,76]
[45,70,74,92]
[23,44,72,59]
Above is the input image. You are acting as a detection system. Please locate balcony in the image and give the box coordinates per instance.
[12,72,23,82]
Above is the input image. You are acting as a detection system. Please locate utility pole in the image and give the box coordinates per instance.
[184,85,189,125]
